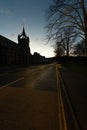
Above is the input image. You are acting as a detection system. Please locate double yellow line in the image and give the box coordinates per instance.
[56,64,68,130]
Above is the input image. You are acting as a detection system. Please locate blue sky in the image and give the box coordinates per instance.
[0,0,54,57]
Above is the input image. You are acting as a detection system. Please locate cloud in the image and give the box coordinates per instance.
[0,8,12,15]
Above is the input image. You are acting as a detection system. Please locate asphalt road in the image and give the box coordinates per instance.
[0,63,58,130]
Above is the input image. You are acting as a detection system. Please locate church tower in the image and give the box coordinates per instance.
[18,27,30,48]
[17,27,31,64]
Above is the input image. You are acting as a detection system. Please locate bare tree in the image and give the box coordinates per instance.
[46,0,87,55]
[73,40,85,56]
[60,27,76,56]
[52,27,76,56]
[54,41,65,57]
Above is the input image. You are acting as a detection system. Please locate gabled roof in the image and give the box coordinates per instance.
[0,35,17,47]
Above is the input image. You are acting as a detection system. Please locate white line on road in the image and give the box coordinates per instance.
[0,77,24,89]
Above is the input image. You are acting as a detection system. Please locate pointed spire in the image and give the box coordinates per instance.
[22,26,26,36]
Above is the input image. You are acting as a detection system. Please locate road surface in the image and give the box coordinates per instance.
[0,63,86,130]
[0,63,58,130]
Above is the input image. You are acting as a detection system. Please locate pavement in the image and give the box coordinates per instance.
[59,65,87,130]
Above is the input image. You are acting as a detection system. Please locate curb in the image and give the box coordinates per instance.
[56,64,81,130]
[56,64,68,130]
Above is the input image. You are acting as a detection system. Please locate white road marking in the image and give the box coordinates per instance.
[0,77,24,89]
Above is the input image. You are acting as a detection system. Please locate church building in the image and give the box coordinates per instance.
[0,27,32,65]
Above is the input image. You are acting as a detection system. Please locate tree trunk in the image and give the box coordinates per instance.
[81,0,87,56]
[66,42,69,56]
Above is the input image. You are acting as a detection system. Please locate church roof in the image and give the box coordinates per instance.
[0,35,17,47]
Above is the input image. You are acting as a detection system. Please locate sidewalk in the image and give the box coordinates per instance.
[60,66,87,130]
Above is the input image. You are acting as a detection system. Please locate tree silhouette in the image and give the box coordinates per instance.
[46,0,87,56]
[73,40,85,56]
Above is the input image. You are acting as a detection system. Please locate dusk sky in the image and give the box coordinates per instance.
[0,0,54,57]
